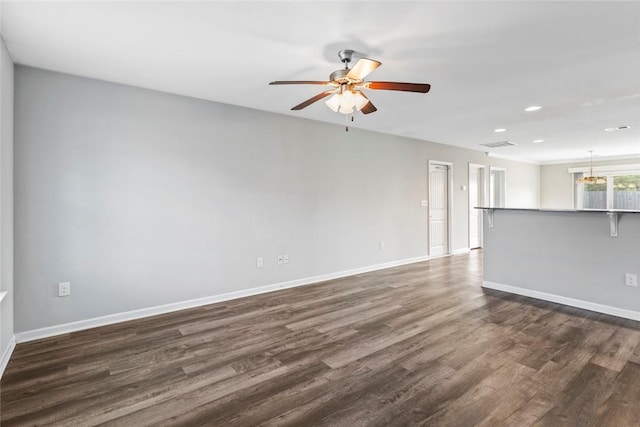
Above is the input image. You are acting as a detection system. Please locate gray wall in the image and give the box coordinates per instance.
[14,66,540,332]
[541,158,640,209]
[484,209,640,312]
[0,37,14,364]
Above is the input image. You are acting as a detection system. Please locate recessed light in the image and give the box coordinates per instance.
[525,105,542,112]
[533,139,544,143]
[604,127,617,132]
[494,128,506,133]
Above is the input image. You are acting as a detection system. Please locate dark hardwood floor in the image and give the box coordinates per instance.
[3,250,640,426]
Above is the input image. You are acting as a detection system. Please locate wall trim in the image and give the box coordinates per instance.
[482,280,640,321]
[568,163,640,175]
[452,248,471,255]
[16,255,430,343]
[540,154,640,166]
[1,334,16,379]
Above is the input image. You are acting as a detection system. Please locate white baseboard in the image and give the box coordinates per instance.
[482,280,640,321]
[16,255,430,343]
[1,334,16,379]
[452,248,471,255]
[428,248,470,260]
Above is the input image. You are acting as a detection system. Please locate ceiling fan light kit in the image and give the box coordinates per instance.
[325,88,369,114]
[270,49,431,130]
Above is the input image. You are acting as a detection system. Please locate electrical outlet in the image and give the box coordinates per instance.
[58,282,71,297]
[277,255,284,265]
[256,257,264,268]
[380,241,385,251]
[283,254,289,264]
[625,273,638,287]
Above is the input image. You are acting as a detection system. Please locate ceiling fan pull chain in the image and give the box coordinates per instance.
[345,113,349,132]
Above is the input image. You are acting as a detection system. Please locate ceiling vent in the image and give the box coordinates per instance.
[479,141,517,149]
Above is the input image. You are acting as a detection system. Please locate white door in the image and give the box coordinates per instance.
[469,166,482,249]
[429,164,449,256]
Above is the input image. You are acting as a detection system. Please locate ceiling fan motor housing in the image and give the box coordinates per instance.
[329,69,351,84]
[332,50,358,83]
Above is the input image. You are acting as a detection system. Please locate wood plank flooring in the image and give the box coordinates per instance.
[3,250,640,426]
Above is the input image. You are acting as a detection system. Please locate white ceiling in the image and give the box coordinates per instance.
[2,1,639,164]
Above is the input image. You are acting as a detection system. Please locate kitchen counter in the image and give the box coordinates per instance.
[479,207,640,320]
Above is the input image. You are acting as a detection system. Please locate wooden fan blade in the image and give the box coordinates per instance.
[270,81,334,86]
[347,58,381,81]
[365,81,431,93]
[360,101,377,115]
[291,90,336,110]
[355,91,377,114]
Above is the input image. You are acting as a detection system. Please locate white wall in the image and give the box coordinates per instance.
[0,36,14,374]
[541,157,640,209]
[14,66,540,334]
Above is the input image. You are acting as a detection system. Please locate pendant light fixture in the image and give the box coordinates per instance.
[576,150,606,184]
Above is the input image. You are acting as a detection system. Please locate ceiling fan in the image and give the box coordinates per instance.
[269,49,431,118]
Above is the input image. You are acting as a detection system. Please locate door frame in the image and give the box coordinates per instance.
[428,160,453,257]
[468,163,486,249]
